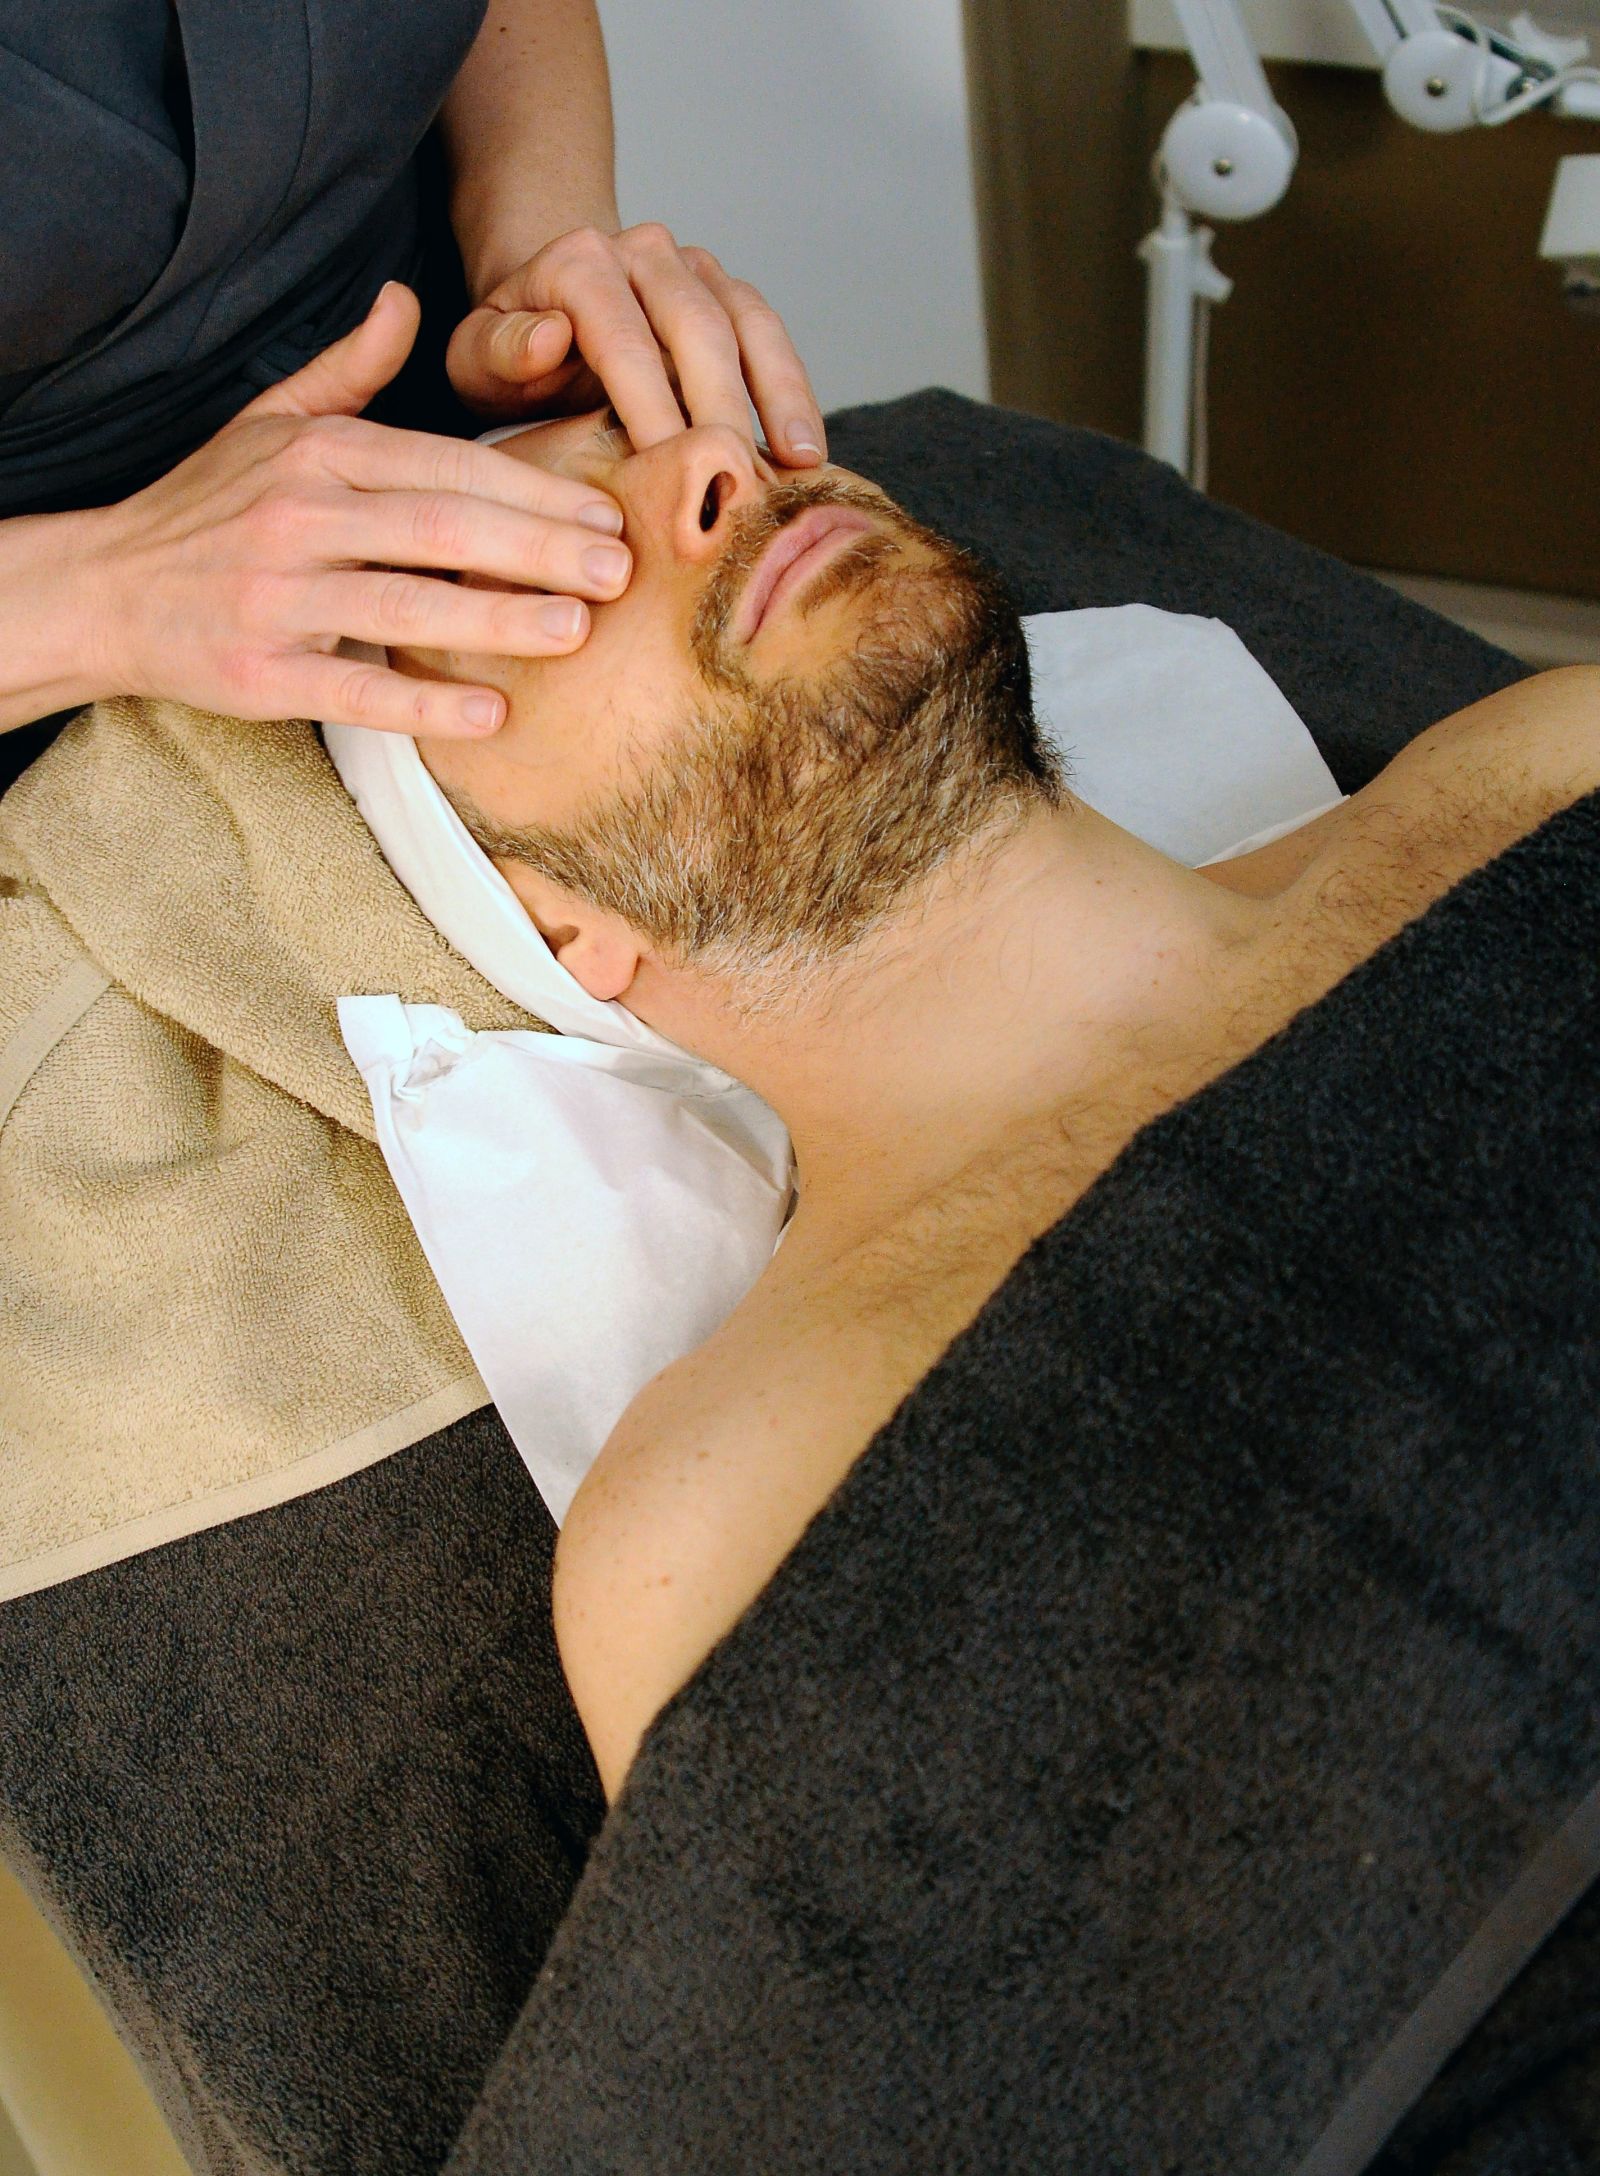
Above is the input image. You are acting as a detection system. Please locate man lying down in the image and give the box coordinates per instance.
[374,409,1600,1800]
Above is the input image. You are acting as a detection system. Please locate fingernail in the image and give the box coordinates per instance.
[372,281,398,312]
[576,501,624,535]
[786,423,824,460]
[461,694,503,731]
[497,313,539,358]
[539,599,585,642]
[581,544,630,590]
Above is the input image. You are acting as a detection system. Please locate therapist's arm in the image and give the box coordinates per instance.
[0,507,115,732]
[440,0,620,304]
[437,0,827,464]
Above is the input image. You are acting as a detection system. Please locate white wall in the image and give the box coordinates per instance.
[597,0,989,417]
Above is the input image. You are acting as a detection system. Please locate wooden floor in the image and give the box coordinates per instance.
[0,2100,38,2176]
[1368,572,1600,671]
[0,1865,190,2176]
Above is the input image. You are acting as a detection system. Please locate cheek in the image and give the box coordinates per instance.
[514,614,687,776]
[412,729,497,814]
[418,650,618,832]
[423,593,697,824]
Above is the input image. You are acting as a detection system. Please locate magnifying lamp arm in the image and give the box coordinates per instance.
[1139,0,1600,481]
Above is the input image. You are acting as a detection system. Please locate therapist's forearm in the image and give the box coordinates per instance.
[440,0,620,303]
[0,507,117,732]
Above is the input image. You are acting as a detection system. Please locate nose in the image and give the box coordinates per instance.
[624,424,770,566]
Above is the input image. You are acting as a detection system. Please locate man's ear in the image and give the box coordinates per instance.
[548,918,643,1004]
[494,859,644,1003]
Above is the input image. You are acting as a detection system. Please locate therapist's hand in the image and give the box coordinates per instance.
[85,282,629,737]
[445,222,827,468]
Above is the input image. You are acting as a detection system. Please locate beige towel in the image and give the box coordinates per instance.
[0,699,549,1603]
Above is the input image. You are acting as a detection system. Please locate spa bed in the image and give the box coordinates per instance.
[4,390,1596,2176]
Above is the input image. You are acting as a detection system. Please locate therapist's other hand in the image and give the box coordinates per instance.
[87,283,629,737]
[445,222,827,469]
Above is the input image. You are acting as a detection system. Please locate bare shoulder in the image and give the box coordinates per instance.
[1212,666,1600,902]
[552,1252,911,1799]
[1356,664,1600,836]
[1295,665,1600,960]
[555,1164,1073,1798]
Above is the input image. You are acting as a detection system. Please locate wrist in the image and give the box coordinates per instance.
[451,177,620,303]
[0,503,126,732]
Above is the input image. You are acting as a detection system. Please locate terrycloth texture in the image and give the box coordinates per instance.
[0,390,1544,2176]
[0,695,547,1599]
[447,786,1600,2176]
[0,1409,604,2176]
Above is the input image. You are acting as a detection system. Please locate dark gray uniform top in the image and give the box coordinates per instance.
[0,0,487,518]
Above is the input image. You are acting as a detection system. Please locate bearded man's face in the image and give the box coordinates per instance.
[392,417,1060,980]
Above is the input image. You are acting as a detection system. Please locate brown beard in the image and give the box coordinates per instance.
[687,477,922,687]
[448,488,1066,1003]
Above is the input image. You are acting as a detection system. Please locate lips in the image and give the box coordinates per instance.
[735,506,875,643]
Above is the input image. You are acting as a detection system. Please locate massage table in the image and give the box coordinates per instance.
[6,389,1595,2176]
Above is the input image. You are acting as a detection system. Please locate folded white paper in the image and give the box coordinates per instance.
[338,996,792,1522]
[1024,605,1344,866]
[328,604,1342,1523]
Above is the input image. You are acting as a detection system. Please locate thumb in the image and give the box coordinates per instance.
[446,305,574,413]
[247,281,420,421]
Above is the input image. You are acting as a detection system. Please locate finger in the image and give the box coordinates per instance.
[248,281,420,421]
[312,491,632,600]
[303,421,623,533]
[621,235,755,441]
[533,230,689,448]
[299,570,593,659]
[445,305,575,412]
[441,354,609,428]
[682,250,826,465]
[262,650,517,737]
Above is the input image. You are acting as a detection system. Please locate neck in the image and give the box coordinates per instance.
[628,801,1279,1217]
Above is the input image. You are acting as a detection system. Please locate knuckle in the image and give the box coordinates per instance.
[409,494,465,559]
[680,245,723,282]
[432,440,478,495]
[555,223,612,268]
[515,527,561,589]
[220,646,274,708]
[233,566,289,632]
[271,431,322,481]
[692,311,742,364]
[607,323,666,369]
[481,591,537,650]
[335,664,388,720]
[279,418,341,473]
[248,489,309,552]
[374,572,430,636]
[734,286,780,328]
[628,220,677,256]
